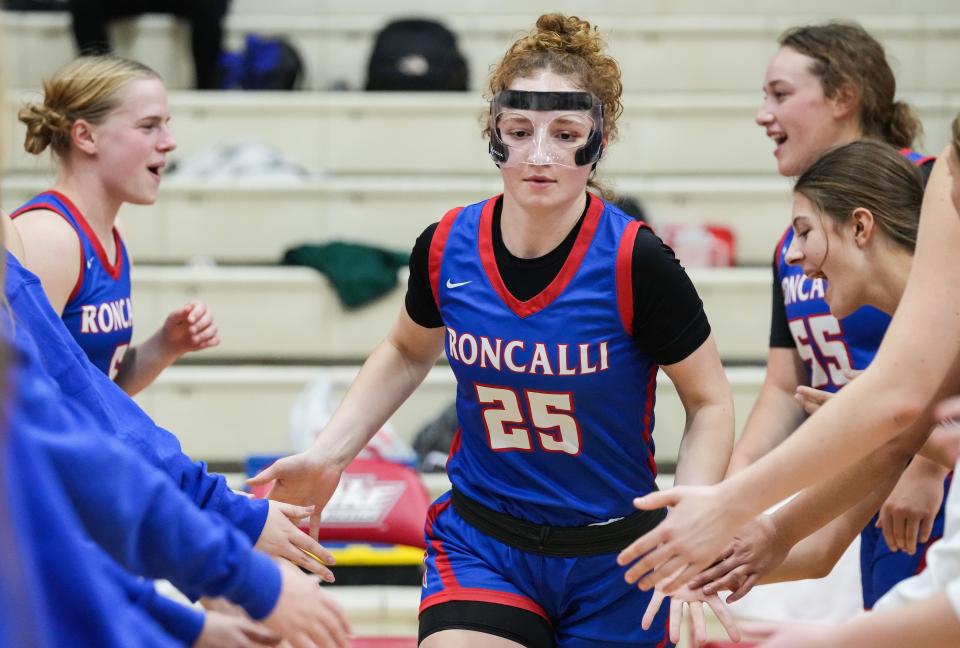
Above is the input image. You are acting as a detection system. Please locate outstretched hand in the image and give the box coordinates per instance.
[641,579,741,646]
[262,561,351,648]
[686,514,785,603]
[255,501,337,581]
[877,463,945,555]
[247,451,344,539]
[160,299,220,357]
[794,369,860,415]
[617,485,748,594]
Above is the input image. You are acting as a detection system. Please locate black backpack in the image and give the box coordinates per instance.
[365,19,469,91]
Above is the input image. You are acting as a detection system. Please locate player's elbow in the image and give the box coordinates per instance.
[873,390,928,451]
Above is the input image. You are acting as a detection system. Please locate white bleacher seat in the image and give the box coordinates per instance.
[2,11,958,92]
[4,91,956,176]
[1,174,795,266]
[126,265,771,363]
[230,1,960,16]
[135,364,766,464]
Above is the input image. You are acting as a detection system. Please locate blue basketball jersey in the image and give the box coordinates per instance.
[431,195,659,527]
[774,227,889,391]
[10,190,133,378]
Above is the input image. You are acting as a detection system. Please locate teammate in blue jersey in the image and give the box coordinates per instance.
[13,55,218,394]
[717,22,949,610]
[252,14,738,648]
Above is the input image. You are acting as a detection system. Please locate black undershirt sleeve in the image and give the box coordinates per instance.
[404,222,443,328]
[404,207,712,367]
[769,261,795,348]
[630,228,711,366]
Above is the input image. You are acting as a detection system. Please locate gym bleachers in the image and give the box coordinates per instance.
[140,363,767,466]
[4,91,957,176]
[118,265,770,363]
[2,174,796,265]
[2,9,959,92]
[2,3,957,471]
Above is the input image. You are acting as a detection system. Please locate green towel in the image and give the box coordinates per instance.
[282,242,410,309]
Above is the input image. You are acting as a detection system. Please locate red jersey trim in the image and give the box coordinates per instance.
[429,206,463,310]
[9,201,87,302]
[642,363,659,476]
[13,191,125,281]
[419,587,550,622]
[47,190,125,281]
[615,220,642,336]
[447,428,462,465]
[655,608,671,648]
[479,193,604,319]
[898,147,936,167]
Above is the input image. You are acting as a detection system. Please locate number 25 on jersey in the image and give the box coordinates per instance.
[475,383,582,456]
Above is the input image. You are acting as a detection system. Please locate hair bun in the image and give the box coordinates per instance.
[534,13,602,57]
[885,100,921,149]
[18,103,70,155]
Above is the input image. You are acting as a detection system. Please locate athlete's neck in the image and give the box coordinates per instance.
[52,172,121,244]
[499,191,587,259]
[865,244,913,315]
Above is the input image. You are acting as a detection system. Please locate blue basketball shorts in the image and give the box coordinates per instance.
[419,492,673,648]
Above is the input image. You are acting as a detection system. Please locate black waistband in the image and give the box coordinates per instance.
[450,488,666,557]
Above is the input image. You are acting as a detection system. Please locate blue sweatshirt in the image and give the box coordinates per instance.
[103,555,205,645]
[0,284,282,622]
[3,252,269,545]
[1,344,179,647]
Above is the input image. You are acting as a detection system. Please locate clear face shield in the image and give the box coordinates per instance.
[488,90,604,168]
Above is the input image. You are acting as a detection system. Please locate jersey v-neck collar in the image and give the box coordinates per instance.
[478,193,604,318]
[47,190,124,280]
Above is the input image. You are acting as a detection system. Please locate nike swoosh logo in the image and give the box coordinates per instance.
[86,257,95,270]
[446,279,471,289]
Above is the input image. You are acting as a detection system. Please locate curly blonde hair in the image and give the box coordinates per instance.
[485,14,622,195]
[18,55,160,158]
[487,14,622,142]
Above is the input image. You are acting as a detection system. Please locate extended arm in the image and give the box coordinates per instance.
[666,334,735,486]
[250,307,446,535]
[619,155,960,591]
[726,347,807,474]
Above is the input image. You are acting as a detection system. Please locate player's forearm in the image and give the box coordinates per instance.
[674,398,734,486]
[312,337,438,469]
[726,383,805,476]
[114,334,177,396]
[834,592,960,648]
[771,439,911,548]
[763,480,893,585]
[719,362,936,524]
